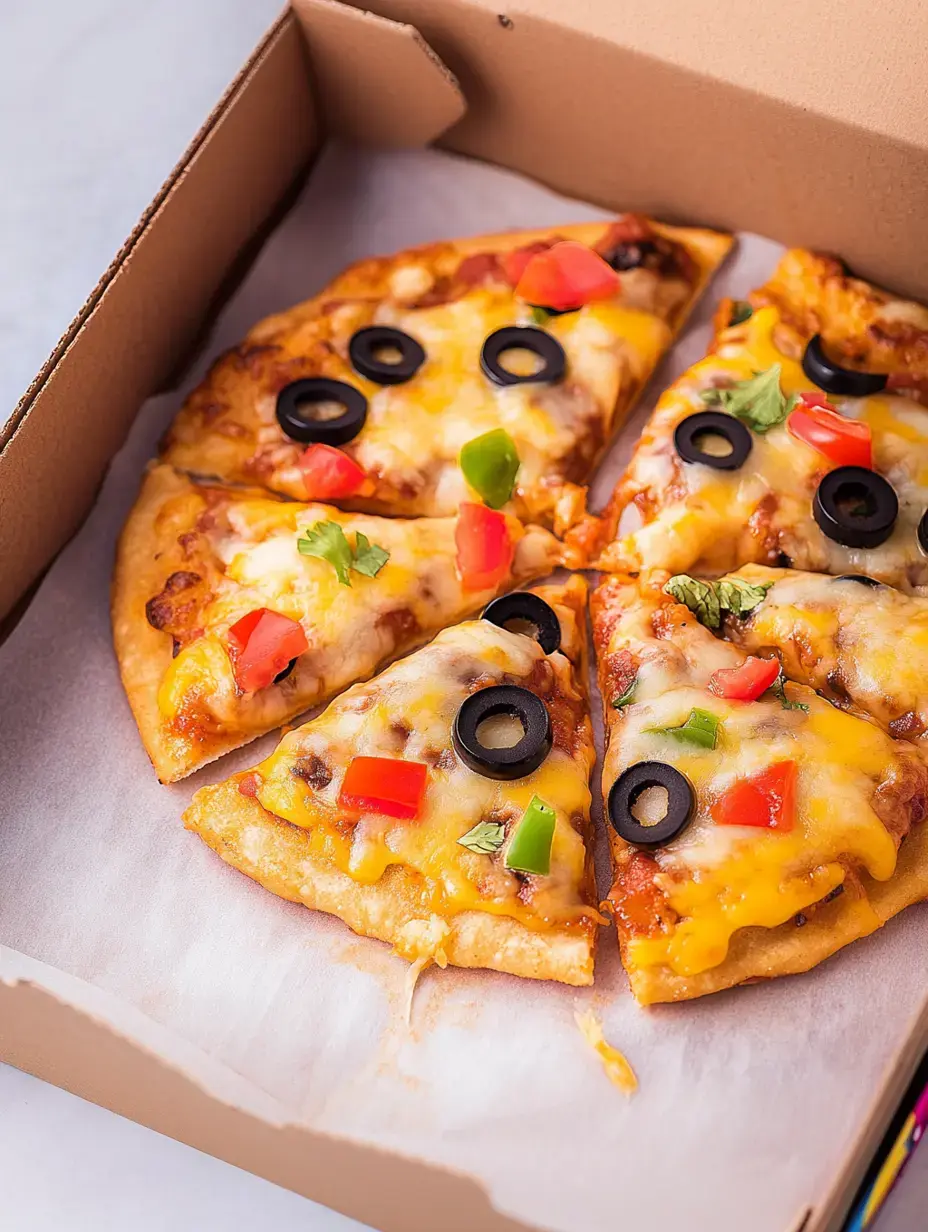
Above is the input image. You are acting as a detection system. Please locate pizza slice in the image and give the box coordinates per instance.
[711,563,928,746]
[595,249,928,590]
[591,573,928,1004]
[183,577,601,985]
[160,218,731,536]
[112,464,564,782]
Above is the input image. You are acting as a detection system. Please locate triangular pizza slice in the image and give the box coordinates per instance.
[183,577,600,985]
[591,573,928,1004]
[595,249,928,589]
[113,464,564,782]
[712,563,928,747]
[161,218,731,536]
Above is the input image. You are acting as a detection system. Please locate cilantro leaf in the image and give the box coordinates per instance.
[351,532,390,578]
[712,365,797,434]
[529,305,550,325]
[717,577,773,618]
[298,521,390,586]
[457,820,506,854]
[665,575,721,629]
[613,677,637,709]
[665,575,772,628]
[768,669,809,712]
[298,521,353,585]
[729,301,753,326]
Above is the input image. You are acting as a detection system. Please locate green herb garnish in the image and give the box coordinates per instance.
[613,678,638,709]
[646,708,720,749]
[297,521,390,586]
[701,365,798,434]
[664,575,772,629]
[460,428,521,509]
[505,796,556,876]
[767,668,809,712]
[664,575,722,629]
[529,305,550,325]
[457,820,506,854]
[729,301,754,326]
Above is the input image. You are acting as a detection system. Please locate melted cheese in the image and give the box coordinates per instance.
[251,621,595,932]
[156,499,550,733]
[613,301,928,586]
[575,1011,637,1095]
[603,587,903,979]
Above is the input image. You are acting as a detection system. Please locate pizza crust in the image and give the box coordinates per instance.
[184,780,596,986]
[624,816,928,1005]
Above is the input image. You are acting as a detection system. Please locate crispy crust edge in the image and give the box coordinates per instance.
[183,780,596,985]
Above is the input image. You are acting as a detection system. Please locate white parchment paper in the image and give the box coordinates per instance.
[2,143,928,1232]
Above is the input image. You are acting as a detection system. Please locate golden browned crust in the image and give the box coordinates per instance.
[626,819,928,1004]
[160,219,732,531]
[183,780,596,985]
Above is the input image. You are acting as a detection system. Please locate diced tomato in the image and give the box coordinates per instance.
[514,241,620,311]
[712,761,798,832]
[707,656,780,702]
[238,772,260,798]
[338,756,428,820]
[299,443,367,500]
[227,608,308,693]
[455,502,513,592]
[501,241,552,287]
[787,399,872,468]
[797,390,835,411]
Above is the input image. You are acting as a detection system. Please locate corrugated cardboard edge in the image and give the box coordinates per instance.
[0,11,318,626]
[0,11,292,457]
[292,0,465,145]
[0,954,533,1232]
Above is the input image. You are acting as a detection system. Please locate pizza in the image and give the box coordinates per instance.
[591,572,928,1004]
[112,464,563,782]
[715,563,928,744]
[594,249,928,589]
[160,218,731,538]
[183,577,601,985]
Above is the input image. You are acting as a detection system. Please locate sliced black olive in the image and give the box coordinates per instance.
[673,411,752,471]
[452,685,552,780]
[832,574,884,588]
[604,240,659,271]
[276,378,368,445]
[481,326,566,387]
[813,466,898,549]
[607,761,695,849]
[348,325,426,386]
[482,593,561,655]
[918,510,928,557]
[273,658,297,684]
[801,335,888,397]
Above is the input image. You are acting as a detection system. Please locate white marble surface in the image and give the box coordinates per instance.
[0,2,924,1230]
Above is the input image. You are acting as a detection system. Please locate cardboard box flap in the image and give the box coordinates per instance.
[293,0,465,146]
[381,0,928,150]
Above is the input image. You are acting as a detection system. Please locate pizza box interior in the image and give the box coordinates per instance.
[2,2,928,1230]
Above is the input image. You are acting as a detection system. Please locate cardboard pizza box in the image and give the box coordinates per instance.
[2,4,928,1230]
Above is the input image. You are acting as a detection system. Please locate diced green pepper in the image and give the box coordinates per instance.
[505,795,556,876]
[460,429,520,509]
[646,707,720,749]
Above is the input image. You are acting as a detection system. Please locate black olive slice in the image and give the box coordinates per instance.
[918,510,928,557]
[607,762,696,849]
[480,326,566,387]
[801,335,888,397]
[482,593,561,655]
[276,378,368,445]
[673,411,752,471]
[813,466,898,549]
[832,574,884,588]
[348,326,426,386]
[273,658,297,684]
[452,685,552,780]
